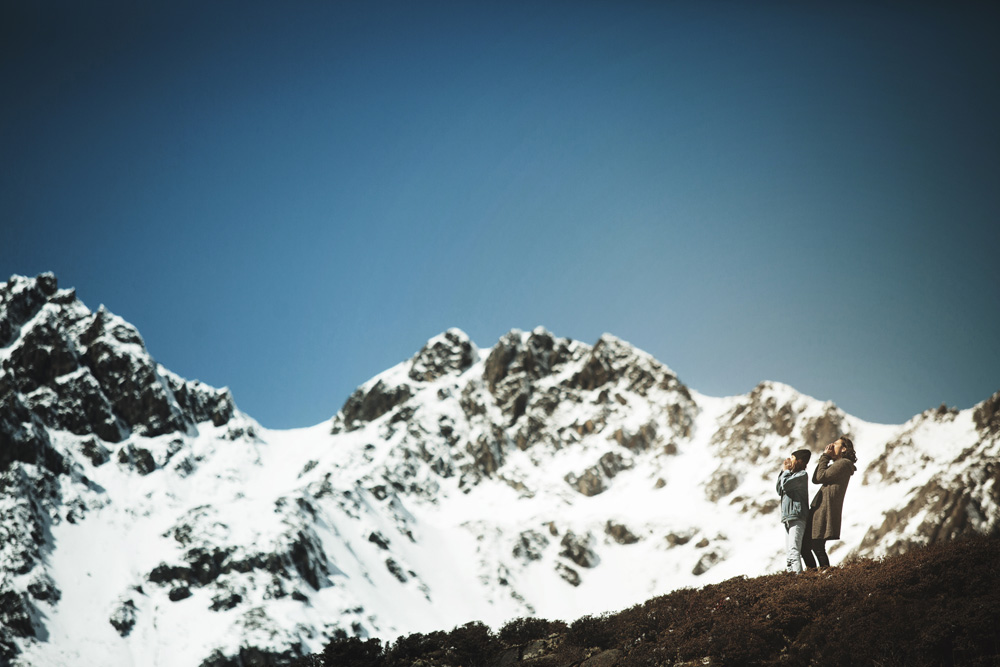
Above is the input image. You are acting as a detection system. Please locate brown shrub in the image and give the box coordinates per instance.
[499,616,566,646]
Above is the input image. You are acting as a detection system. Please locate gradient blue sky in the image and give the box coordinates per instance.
[3,1,998,429]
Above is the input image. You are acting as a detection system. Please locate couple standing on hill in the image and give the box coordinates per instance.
[776,437,857,573]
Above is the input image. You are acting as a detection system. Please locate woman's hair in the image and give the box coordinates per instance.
[839,436,858,463]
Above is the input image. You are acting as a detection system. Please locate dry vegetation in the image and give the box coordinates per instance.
[293,535,1000,667]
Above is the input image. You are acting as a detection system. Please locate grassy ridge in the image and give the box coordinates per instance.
[294,535,1000,667]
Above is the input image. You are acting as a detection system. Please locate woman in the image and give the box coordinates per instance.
[802,436,857,568]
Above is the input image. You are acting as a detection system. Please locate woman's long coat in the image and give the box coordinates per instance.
[809,454,856,540]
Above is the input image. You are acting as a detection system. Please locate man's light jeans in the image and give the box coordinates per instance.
[784,519,806,573]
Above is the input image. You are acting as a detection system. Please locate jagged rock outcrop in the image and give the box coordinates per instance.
[333,380,415,433]
[974,390,1000,438]
[605,521,640,545]
[1,274,237,443]
[409,328,477,382]
[484,328,580,423]
[565,451,633,497]
[0,274,245,665]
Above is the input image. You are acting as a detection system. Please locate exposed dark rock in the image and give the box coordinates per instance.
[568,335,684,400]
[408,329,476,382]
[2,311,80,395]
[211,591,243,612]
[368,531,390,550]
[79,438,112,468]
[555,562,581,587]
[0,273,58,348]
[864,437,931,485]
[110,599,138,636]
[974,390,1000,438]
[483,329,573,394]
[605,521,640,545]
[571,418,599,436]
[225,423,258,441]
[801,406,845,451]
[532,386,563,417]
[711,383,800,464]
[483,329,578,425]
[21,370,125,442]
[226,548,296,581]
[79,310,189,437]
[117,444,157,476]
[459,383,487,419]
[26,574,60,602]
[511,415,551,452]
[565,451,633,497]
[705,470,740,502]
[570,336,625,392]
[335,380,413,433]
[931,403,960,421]
[163,372,236,427]
[755,498,780,515]
[560,532,599,568]
[464,429,505,479]
[149,563,192,585]
[169,586,192,601]
[692,550,721,575]
[0,465,58,577]
[288,529,330,590]
[0,587,38,639]
[2,275,231,444]
[665,531,695,547]
[187,547,232,586]
[582,648,622,667]
[524,633,565,660]
[149,546,249,591]
[612,422,658,451]
[513,530,549,562]
[0,390,66,475]
[597,451,631,477]
[565,467,606,497]
[665,402,695,439]
[385,558,408,583]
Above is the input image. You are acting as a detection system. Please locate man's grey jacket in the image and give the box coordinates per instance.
[776,470,809,524]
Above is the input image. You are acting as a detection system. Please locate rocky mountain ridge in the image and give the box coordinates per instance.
[1,273,997,667]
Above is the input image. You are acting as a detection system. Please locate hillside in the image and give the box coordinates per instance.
[294,535,1000,667]
[1,273,997,667]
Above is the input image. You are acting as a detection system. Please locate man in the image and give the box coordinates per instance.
[776,449,812,573]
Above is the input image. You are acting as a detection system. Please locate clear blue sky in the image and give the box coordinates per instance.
[3,1,998,429]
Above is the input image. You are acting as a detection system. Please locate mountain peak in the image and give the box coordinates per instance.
[408,328,478,383]
[0,273,238,443]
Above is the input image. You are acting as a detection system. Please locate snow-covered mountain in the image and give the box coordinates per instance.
[1,273,997,667]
